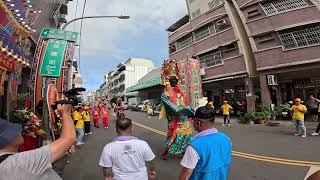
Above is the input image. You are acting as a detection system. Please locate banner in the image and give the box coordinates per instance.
[8,73,18,108]
[177,58,202,108]
[47,83,58,123]
[188,59,202,108]
[0,68,6,96]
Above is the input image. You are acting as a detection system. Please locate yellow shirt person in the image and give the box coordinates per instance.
[73,111,84,129]
[221,102,232,115]
[81,111,91,122]
[290,98,307,138]
[291,104,307,120]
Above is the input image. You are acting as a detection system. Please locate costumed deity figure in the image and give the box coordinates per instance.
[115,98,124,120]
[160,60,194,160]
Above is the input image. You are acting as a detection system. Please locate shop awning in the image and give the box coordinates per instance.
[126,76,162,92]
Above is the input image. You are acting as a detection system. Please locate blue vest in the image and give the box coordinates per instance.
[189,132,232,180]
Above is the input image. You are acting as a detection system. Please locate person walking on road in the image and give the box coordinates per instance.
[307,94,320,121]
[82,106,92,135]
[221,101,233,126]
[102,108,109,129]
[311,105,320,136]
[0,104,76,180]
[73,107,85,146]
[179,105,232,180]
[93,107,100,128]
[291,98,308,138]
[99,118,156,180]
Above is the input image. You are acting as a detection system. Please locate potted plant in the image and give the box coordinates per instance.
[244,111,256,124]
[271,106,281,121]
[10,109,46,152]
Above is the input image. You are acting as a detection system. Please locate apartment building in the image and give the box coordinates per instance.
[167,0,320,110]
[103,58,155,102]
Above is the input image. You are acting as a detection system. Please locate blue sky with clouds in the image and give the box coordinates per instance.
[66,0,188,90]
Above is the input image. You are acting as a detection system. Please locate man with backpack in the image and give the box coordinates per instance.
[0,104,76,180]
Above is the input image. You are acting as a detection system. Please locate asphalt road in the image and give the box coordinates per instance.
[63,111,320,180]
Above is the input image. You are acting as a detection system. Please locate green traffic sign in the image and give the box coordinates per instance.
[40,39,67,77]
[41,28,79,42]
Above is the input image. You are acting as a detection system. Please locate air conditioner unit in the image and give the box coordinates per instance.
[200,68,206,76]
[216,19,228,26]
[267,75,278,85]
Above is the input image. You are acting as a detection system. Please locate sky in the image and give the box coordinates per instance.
[66,0,188,91]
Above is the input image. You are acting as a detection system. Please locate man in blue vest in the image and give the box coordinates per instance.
[179,105,232,180]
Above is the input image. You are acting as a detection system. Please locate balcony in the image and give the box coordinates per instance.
[246,6,320,36]
[169,5,227,42]
[254,45,320,69]
[204,55,246,78]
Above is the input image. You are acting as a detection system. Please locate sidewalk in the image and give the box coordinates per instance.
[216,116,318,128]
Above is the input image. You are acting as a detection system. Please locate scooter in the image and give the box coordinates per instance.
[280,108,291,120]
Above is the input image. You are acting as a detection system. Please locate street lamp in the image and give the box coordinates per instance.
[62,15,130,30]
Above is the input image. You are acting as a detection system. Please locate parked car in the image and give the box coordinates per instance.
[137,103,145,111]
[152,104,162,116]
[131,105,140,111]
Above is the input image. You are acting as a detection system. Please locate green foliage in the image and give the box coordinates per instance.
[17,93,29,110]
[271,106,282,117]
[244,111,256,123]
[10,111,28,124]
[244,107,271,123]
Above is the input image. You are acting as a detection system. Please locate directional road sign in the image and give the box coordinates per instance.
[40,28,79,42]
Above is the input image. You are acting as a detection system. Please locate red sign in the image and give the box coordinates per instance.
[47,84,58,123]
[0,55,15,72]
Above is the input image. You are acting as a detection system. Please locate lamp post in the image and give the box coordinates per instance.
[62,15,130,30]
[62,15,130,89]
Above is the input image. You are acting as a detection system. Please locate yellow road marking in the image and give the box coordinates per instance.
[132,121,320,167]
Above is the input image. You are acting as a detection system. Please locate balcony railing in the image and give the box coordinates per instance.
[279,24,320,49]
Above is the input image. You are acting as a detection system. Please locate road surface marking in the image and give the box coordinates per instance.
[132,121,320,167]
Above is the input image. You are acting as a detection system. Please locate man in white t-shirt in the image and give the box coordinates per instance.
[99,118,156,180]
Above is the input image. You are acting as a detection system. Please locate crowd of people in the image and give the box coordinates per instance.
[71,101,112,146]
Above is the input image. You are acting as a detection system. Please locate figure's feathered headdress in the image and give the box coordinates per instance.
[161,59,181,86]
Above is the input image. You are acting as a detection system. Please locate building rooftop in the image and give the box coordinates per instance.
[138,69,161,83]
[166,15,190,32]
[126,68,162,92]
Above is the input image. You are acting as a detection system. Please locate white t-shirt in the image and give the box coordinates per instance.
[99,139,155,180]
[180,145,200,169]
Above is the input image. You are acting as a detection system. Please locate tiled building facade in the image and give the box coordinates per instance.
[167,0,320,111]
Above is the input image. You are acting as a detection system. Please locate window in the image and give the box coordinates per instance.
[208,0,224,10]
[279,24,320,49]
[193,23,215,42]
[224,43,237,52]
[169,44,176,54]
[261,0,308,16]
[199,50,223,68]
[215,18,229,30]
[247,9,261,18]
[177,34,193,50]
[257,33,274,43]
[192,9,201,19]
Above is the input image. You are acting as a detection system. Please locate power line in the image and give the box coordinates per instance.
[73,0,79,32]
[78,0,87,73]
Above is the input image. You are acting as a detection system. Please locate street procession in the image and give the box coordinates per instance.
[1,0,320,180]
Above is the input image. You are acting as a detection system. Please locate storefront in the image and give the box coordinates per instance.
[0,1,35,119]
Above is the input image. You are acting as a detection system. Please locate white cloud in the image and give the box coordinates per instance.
[66,0,188,56]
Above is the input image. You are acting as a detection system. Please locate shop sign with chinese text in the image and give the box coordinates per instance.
[40,39,67,77]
